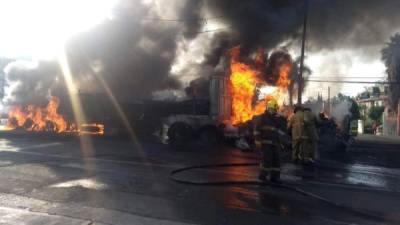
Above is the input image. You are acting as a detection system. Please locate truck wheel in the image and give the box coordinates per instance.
[168,122,193,150]
[198,126,220,147]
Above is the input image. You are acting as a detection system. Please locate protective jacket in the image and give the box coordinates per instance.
[303,110,318,141]
[288,110,305,140]
[253,111,287,148]
[253,111,287,182]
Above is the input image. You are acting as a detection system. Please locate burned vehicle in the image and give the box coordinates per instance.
[163,48,293,149]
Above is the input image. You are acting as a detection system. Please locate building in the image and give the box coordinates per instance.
[355,84,398,136]
[356,84,389,117]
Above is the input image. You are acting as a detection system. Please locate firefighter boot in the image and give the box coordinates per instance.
[302,160,315,179]
[270,171,282,184]
[302,159,315,172]
[258,171,269,182]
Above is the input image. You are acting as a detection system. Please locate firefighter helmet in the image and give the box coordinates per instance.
[267,99,279,110]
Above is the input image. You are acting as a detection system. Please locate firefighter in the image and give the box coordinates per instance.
[287,105,305,164]
[253,99,288,183]
[303,107,318,168]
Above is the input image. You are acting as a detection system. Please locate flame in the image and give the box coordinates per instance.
[80,123,105,135]
[6,96,105,135]
[228,46,291,125]
[8,106,27,127]
[7,96,75,133]
[46,96,68,132]
[7,96,71,133]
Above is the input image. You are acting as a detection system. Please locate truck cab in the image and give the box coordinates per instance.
[163,76,232,148]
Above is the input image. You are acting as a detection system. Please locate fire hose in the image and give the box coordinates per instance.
[169,162,396,223]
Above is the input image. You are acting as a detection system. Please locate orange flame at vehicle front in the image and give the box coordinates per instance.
[228,46,291,125]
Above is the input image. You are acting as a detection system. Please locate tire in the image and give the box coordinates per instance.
[168,122,193,150]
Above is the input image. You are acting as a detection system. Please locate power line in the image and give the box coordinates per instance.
[309,74,386,77]
[142,16,223,22]
[182,26,231,35]
[305,80,398,84]
[310,76,386,79]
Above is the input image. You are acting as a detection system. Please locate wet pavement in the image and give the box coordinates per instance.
[0,133,400,224]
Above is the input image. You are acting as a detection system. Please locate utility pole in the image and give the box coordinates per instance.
[397,101,400,136]
[298,0,309,105]
[0,58,4,100]
[327,86,331,116]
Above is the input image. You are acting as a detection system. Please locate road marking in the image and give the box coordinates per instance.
[305,180,397,193]
[0,206,97,225]
[0,142,63,152]
[50,177,109,190]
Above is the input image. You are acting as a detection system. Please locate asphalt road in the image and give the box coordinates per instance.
[0,133,400,225]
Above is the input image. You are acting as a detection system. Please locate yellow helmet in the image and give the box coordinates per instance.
[267,99,279,110]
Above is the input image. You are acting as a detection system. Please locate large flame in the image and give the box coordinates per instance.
[7,96,71,133]
[228,46,291,125]
[6,96,104,135]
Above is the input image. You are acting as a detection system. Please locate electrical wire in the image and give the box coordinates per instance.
[142,16,224,22]
[310,76,386,79]
[305,80,398,84]
[182,26,231,35]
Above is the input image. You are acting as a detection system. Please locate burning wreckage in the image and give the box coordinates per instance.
[4,95,104,135]
[162,46,354,150]
[163,46,293,149]
[2,46,350,151]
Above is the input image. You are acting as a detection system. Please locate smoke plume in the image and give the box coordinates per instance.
[200,0,400,96]
[4,60,65,105]
[4,0,400,106]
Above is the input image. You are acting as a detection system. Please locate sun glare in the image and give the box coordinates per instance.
[0,0,117,59]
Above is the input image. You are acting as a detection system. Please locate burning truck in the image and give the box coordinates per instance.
[2,46,293,145]
[163,46,293,148]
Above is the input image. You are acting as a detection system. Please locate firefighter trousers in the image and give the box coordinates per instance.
[260,144,280,178]
[292,139,303,161]
[302,139,316,162]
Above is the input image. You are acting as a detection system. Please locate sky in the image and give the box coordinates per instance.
[0,0,116,59]
[304,49,387,99]
[0,0,397,102]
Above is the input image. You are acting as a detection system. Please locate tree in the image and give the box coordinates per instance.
[289,57,312,105]
[358,104,367,119]
[368,106,385,123]
[381,33,400,109]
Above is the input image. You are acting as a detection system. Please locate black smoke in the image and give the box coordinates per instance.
[204,0,400,60]
[65,0,202,101]
[4,60,65,105]
[202,0,304,66]
[307,0,400,52]
[197,0,400,99]
[4,0,206,105]
[4,0,400,105]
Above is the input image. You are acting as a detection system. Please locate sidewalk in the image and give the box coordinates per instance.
[355,134,400,147]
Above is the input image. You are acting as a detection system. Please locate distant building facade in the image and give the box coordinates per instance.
[356,84,397,136]
[356,84,388,117]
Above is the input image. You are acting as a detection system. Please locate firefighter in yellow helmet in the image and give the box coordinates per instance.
[253,99,288,183]
[302,107,318,167]
[287,105,305,163]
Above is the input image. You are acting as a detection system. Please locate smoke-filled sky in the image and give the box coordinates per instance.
[1,0,400,105]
